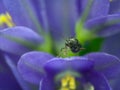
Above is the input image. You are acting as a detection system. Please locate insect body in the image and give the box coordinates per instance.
[65,38,82,53]
[58,38,84,57]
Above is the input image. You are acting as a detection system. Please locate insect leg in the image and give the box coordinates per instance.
[58,46,69,57]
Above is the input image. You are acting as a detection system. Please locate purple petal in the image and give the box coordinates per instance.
[44,57,94,76]
[2,0,36,29]
[85,14,120,37]
[45,0,77,39]
[17,51,53,85]
[101,33,120,58]
[109,0,120,14]
[0,71,22,90]
[77,0,109,19]
[0,1,6,13]
[39,77,54,90]
[85,52,120,79]
[86,71,111,90]
[4,55,31,90]
[89,0,109,18]
[30,0,44,26]
[111,75,120,90]
[0,52,21,90]
[0,26,43,55]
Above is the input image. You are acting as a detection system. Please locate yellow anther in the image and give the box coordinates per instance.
[69,76,76,89]
[60,74,76,90]
[61,78,68,87]
[0,12,15,27]
[66,75,71,81]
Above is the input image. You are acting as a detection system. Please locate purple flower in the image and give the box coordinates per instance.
[0,26,43,90]
[18,51,120,90]
[101,1,120,90]
[0,0,120,90]
[101,0,120,58]
[0,0,120,57]
[1,0,120,39]
[0,52,22,90]
[0,26,43,56]
[0,0,36,30]
[109,0,120,14]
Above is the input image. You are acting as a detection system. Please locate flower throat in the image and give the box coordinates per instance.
[59,74,76,90]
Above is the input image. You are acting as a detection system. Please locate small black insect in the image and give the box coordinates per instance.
[65,38,84,53]
[59,38,85,57]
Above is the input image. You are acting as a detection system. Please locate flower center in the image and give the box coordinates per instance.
[60,74,76,90]
[55,71,94,90]
[0,12,15,27]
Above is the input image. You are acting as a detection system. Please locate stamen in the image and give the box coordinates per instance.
[0,12,15,27]
[60,74,76,90]
[69,76,76,89]
[61,77,68,87]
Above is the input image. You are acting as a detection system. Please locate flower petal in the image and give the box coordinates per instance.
[111,75,120,90]
[2,0,36,29]
[39,77,54,90]
[4,55,31,90]
[77,0,109,19]
[45,0,77,40]
[0,52,21,90]
[0,26,43,55]
[85,14,120,37]
[17,51,53,85]
[85,52,120,79]
[44,57,94,76]
[86,71,111,90]
[101,33,120,58]
[109,0,120,14]
[0,1,6,13]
